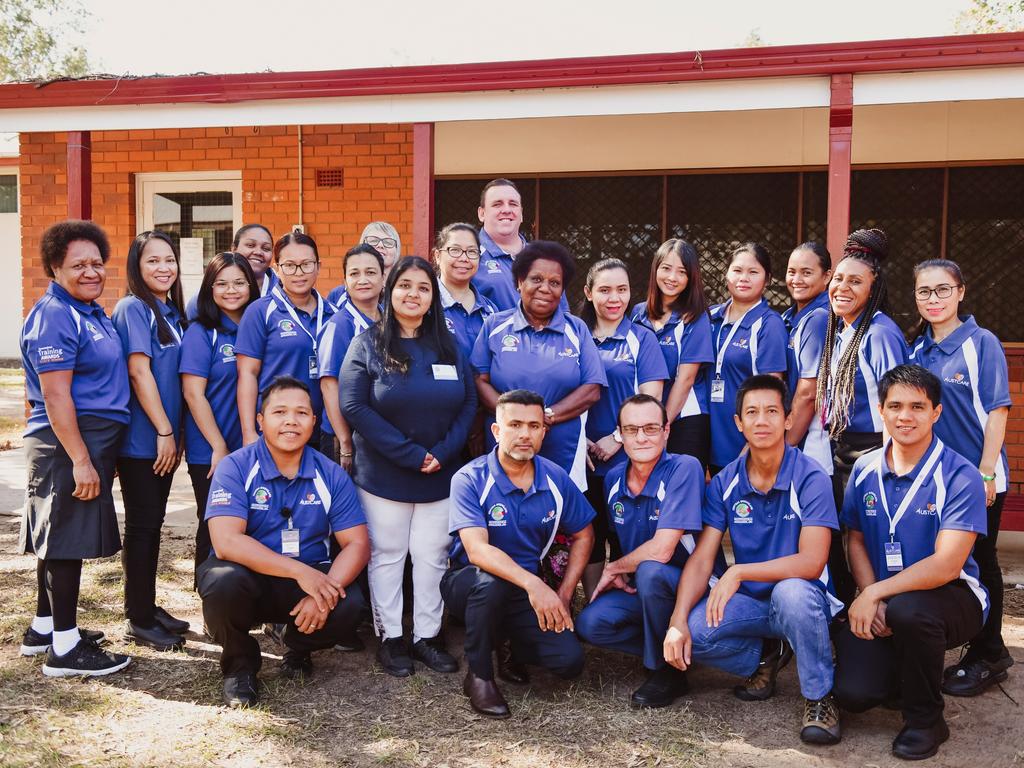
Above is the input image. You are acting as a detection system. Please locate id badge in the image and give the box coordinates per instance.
[308,355,319,378]
[281,528,301,557]
[710,378,726,403]
[432,364,458,380]
[884,541,903,572]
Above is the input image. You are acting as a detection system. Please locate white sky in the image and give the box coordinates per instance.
[76,0,976,76]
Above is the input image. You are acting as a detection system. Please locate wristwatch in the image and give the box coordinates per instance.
[544,407,555,420]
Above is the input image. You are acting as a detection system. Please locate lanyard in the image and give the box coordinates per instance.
[875,439,944,542]
[715,300,761,378]
[272,287,325,351]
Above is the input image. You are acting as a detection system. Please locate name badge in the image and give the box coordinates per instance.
[432,364,458,381]
[282,528,301,557]
[884,541,904,572]
[710,378,726,403]
[308,355,319,378]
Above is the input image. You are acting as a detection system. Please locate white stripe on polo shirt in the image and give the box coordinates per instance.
[478,474,496,507]
[606,477,621,507]
[244,462,261,492]
[858,352,883,432]
[854,451,883,485]
[488,315,516,338]
[788,478,844,615]
[749,316,762,375]
[962,337,1008,492]
[313,469,332,511]
[562,320,590,491]
[67,305,82,333]
[670,318,703,417]
[721,473,740,502]
[263,299,278,323]
[625,329,641,393]
[540,475,564,560]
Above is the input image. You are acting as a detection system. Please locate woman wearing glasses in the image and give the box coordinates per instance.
[328,222,401,307]
[908,259,1013,696]
[432,223,497,359]
[236,232,336,448]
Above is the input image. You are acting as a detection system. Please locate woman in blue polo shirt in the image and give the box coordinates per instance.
[909,258,1013,695]
[328,221,401,306]
[472,240,607,491]
[433,223,497,359]
[185,224,278,319]
[18,220,132,677]
[783,242,833,473]
[180,252,259,587]
[112,230,189,651]
[236,232,336,448]
[631,239,714,469]
[319,244,385,465]
[579,258,668,596]
[341,256,477,678]
[708,242,788,475]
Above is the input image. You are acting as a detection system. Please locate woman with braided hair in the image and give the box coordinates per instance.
[815,228,907,605]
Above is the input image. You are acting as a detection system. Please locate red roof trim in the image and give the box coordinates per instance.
[1,32,1022,111]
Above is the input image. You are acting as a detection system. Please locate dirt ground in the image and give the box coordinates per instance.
[0,520,1022,768]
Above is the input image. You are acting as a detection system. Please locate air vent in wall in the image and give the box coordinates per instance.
[316,169,345,188]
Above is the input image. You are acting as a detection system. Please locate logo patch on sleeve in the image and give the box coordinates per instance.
[37,346,64,363]
[209,488,232,506]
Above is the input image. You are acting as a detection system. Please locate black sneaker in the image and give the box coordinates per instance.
[941,652,1012,697]
[735,639,793,701]
[41,637,131,678]
[153,606,190,635]
[20,626,106,657]
[629,666,689,709]
[801,694,842,745]
[411,636,459,673]
[222,671,259,708]
[280,651,313,680]
[377,637,415,677]
[333,632,365,652]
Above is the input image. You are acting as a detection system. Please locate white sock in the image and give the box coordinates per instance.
[31,615,54,635]
[52,627,81,656]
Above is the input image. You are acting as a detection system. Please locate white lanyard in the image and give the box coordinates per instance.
[875,439,944,542]
[715,300,761,378]
[272,287,325,351]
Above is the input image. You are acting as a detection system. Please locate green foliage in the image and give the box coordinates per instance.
[954,0,1024,33]
[0,0,90,82]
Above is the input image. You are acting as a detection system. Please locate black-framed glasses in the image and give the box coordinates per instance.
[619,423,664,437]
[279,260,319,275]
[914,284,960,301]
[443,246,481,261]
[364,236,397,249]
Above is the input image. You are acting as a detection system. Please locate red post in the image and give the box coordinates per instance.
[826,74,853,264]
[412,122,434,258]
[67,130,92,220]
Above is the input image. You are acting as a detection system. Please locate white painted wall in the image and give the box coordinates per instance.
[0,168,20,358]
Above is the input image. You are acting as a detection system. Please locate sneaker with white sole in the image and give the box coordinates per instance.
[20,626,106,657]
[41,637,131,678]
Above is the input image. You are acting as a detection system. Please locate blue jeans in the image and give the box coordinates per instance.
[576,560,681,671]
[687,578,835,700]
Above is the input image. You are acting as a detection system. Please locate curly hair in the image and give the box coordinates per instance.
[40,219,111,278]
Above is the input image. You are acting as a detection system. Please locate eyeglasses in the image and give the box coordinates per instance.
[213,279,250,291]
[914,284,960,301]
[619,423,664,437]
[364,236,397,249]
[279,260,318,275]
[443,246,481,261]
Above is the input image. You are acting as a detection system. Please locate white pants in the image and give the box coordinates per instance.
[357,489,451,642]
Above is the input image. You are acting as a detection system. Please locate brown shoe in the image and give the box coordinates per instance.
[463,670,511,718]
[734,639,793,701]
[497,642,530,685]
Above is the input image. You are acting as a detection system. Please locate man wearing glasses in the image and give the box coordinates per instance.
[198,376,369,708]
[575,394,709,709]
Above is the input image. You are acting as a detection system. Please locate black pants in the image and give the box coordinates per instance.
[187,464,213,590]
[967,491,1007,660]
[440,565,585,681]
[667,414,710,474]
[117,458,176,626]
[830,431,881,607]
[198,555,364,675]
[584,471,621,565]
[833,581,983,728]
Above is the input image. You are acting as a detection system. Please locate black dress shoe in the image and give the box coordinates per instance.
[629,666,689,709]
[463,670,511,718]
[280,650,313,680]
[892,719,950,761]
[223,672,259,708]
[411,636,459,673]
[125,620,184,651]
[497,643,529,684]
[377,637,415,677]
[333,631,365,652]
[153,606,190,635]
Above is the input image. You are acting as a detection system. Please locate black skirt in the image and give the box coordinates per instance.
[19,415,125,560]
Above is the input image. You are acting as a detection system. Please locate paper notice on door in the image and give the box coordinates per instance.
[180,237,205,276]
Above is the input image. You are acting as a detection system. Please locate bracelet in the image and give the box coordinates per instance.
[980,472,996,482]
[157,431,173,437]
[339,451,353,458]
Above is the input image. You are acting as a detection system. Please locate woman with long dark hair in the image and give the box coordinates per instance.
[909,258,1013,696]
[341,256,477,678]
[180,253,259,586]
[111,230,189,651]
[186,224,277,319]
[631,239,714,469]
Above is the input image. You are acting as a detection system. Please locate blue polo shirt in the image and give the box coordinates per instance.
[909,316,1011,493]
[471,229,527,312]
[326,285,348,309]
[22,282,130,435]
[111,295,185,459]
[708,300,788,468]
[471,304,608,490]
[440,280,497,359]
[206,438,365,566]
[587,318,669,476]
[448,448,595,571]
[235,286,336,416]
[782,292,833,473]
[186,269,279,321]
[841,437,989,620]
[705,445,842,612]
[317,300,376,436]
[179,316,242,465]
[630,304,715,419]
[603,452,705,568]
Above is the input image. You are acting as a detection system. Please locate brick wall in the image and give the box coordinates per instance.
[1006,349,1024,496]
[20,123,414,316]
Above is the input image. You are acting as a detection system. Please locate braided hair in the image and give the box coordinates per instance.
[814,228,890,440]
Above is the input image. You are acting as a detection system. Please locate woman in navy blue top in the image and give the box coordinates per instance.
[111,231,190,651]
[631,239,714,470]
[180,252,259,587]
[18,220,132,677]
[579,258,668,597]
[909,258,1013,692]
[341,257,477,678]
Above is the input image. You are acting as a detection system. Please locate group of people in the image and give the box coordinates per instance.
[17,176,1012,762]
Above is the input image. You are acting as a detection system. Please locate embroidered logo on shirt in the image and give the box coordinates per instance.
[863,491,878,516]
[541,509,556,524]
[915,502,937,516]
[500,335,519,352]
[659,337,676,347]
[37,345,64,363]
[252,486,272,510]
[278,319,297,338]
[84,320,104,340]
[220,343,236,362]
[299,492,320,506]
[732,500,754,524]
[612,501,625,525]
[649,507,661,522]
[210,488,232,506]
[488,503,508,527]
[557,346,579,359]
[613,349,634,363]
[445,317,456,333]
[944,372,970,387]
[486,259,501,274]
[732,338,749,349]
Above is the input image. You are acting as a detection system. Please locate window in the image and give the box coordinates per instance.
[0,174,16,213]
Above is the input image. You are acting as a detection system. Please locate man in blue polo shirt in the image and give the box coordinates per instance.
[833,364,988,761]
[442,389,595,718]
[664,375,842,746]
[198,376,369,708]
[575,394,706,709]
[473,179,528,312]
